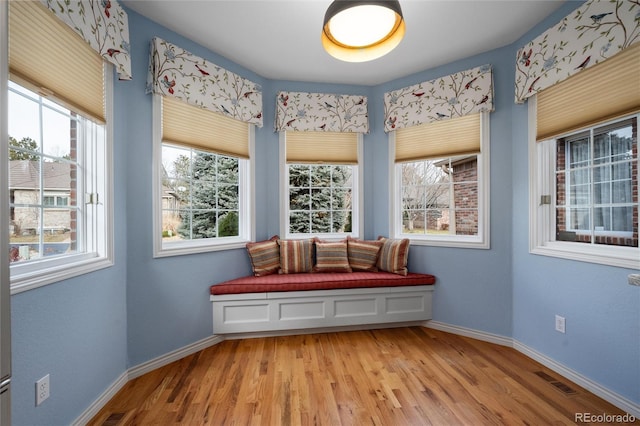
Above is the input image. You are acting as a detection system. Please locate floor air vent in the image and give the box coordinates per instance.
[534,371,578,395]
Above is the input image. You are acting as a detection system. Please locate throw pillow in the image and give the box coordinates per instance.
[346,237,383,272]
[246,235,280,276]
[314,240,352,273]
[376,237,410,276]
[279,239,314,274]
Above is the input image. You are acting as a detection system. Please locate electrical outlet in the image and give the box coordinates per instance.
[555,315,566,334]
[36,374,50,406]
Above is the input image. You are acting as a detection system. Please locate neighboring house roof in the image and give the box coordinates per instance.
[9,160,70,190]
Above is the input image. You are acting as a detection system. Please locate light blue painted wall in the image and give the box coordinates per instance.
[11,71,129,425]
[370,46,517,338]
[122,11,268,368]
[10,2,639,424]
[511,1,640,405]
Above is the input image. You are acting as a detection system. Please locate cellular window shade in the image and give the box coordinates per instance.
[9,1,105,123]
[395,113,480,162]
[537,43,640,142]
[162,97,249,158]
[286,132,358,164]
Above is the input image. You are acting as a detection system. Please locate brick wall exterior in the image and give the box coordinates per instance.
[452,160,478,236]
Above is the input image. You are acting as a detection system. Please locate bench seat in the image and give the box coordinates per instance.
[210,272,436,335]
[209,271,436,295]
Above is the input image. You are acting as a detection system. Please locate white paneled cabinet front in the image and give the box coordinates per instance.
[211,286,434,334]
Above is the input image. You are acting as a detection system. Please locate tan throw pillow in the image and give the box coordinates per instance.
[246,235,280,276]
[346,238,383,272]
[278,239,314,274]
[376,237,410,276]
[314,240,352,273]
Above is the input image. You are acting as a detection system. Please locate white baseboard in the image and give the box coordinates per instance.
[424,320,512,346]
[71,371,128,426]
[513,340,640,418]
[73,335,223,425]
[128,334,224,380]
[425,320,639,418]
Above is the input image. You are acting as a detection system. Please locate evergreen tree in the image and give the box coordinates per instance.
[9,136,39,161]
[288,164,351,234]
[178,152,239,239]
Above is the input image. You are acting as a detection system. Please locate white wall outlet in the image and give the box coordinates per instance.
[555,315,566,334]
[36,374,50,406]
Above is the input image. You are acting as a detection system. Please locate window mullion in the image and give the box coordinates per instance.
[589,127,595,244]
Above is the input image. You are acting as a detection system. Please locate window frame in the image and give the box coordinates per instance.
[152,95,255,258]
[389,112,490,249]
[279,131,363,240]
[8,68,114,295]
[528,96,639,269]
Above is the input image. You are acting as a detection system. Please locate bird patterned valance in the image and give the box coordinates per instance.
[275,91,369,133]
[40,0,132,80]
[147,37,263,127]
[383,64,493,132]
[514,0,640,104]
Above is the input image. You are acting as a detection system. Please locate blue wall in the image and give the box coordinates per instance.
[510,1,640,406]
[10,2,639,424]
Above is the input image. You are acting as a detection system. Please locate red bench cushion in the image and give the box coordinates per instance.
[210,271,436,295]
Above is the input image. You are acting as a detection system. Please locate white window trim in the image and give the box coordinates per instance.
[279,131,363,240]
[9,66,115,295]
[528,96,639,269]
[388,112,490,249]
[152,95,255,258]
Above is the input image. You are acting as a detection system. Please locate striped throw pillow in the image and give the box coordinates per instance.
[246,235,280,276]
[279,239,314,274]
[346,238,383,272]
[314,240,352,273]
[377,237,410,276]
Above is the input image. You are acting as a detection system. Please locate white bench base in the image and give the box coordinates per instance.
[210,285,434,335]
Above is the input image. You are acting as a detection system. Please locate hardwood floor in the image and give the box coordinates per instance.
[88,327,637,425]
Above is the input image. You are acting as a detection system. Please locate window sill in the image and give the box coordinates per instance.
[155,237,249,258]
[531,241,639,269]
[10,255,114,295]
[401,235,490,249]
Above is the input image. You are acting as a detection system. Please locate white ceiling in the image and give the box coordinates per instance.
[123,0,566,86]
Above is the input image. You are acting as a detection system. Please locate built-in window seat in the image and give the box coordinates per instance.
[209,271,436,334]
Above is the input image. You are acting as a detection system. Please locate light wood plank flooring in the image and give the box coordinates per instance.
[88,327,637,425]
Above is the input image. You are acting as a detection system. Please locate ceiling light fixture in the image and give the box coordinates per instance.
[321,0,405,63]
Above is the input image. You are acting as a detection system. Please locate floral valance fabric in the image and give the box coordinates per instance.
[514,0,640,104]
[383,64,493,133]
[147,37,263,127]
[40,0,132,80]
[275,92,369,133]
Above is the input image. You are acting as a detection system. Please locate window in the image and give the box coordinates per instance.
[390,113,490,248]
[280,131,362,239]
[557,119,636,246]
[530,44,639,269]
[7,1,113,293]
[153,96,253,257]
[531,112,638,268]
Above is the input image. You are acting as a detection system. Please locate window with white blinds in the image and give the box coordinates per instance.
[536,43,640,142]
[280,131,361,238]
[162,96,249,158]
[390,112,490,249]
[9,0,105,123]
[153,96,253,257]
[7,2,113,292]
